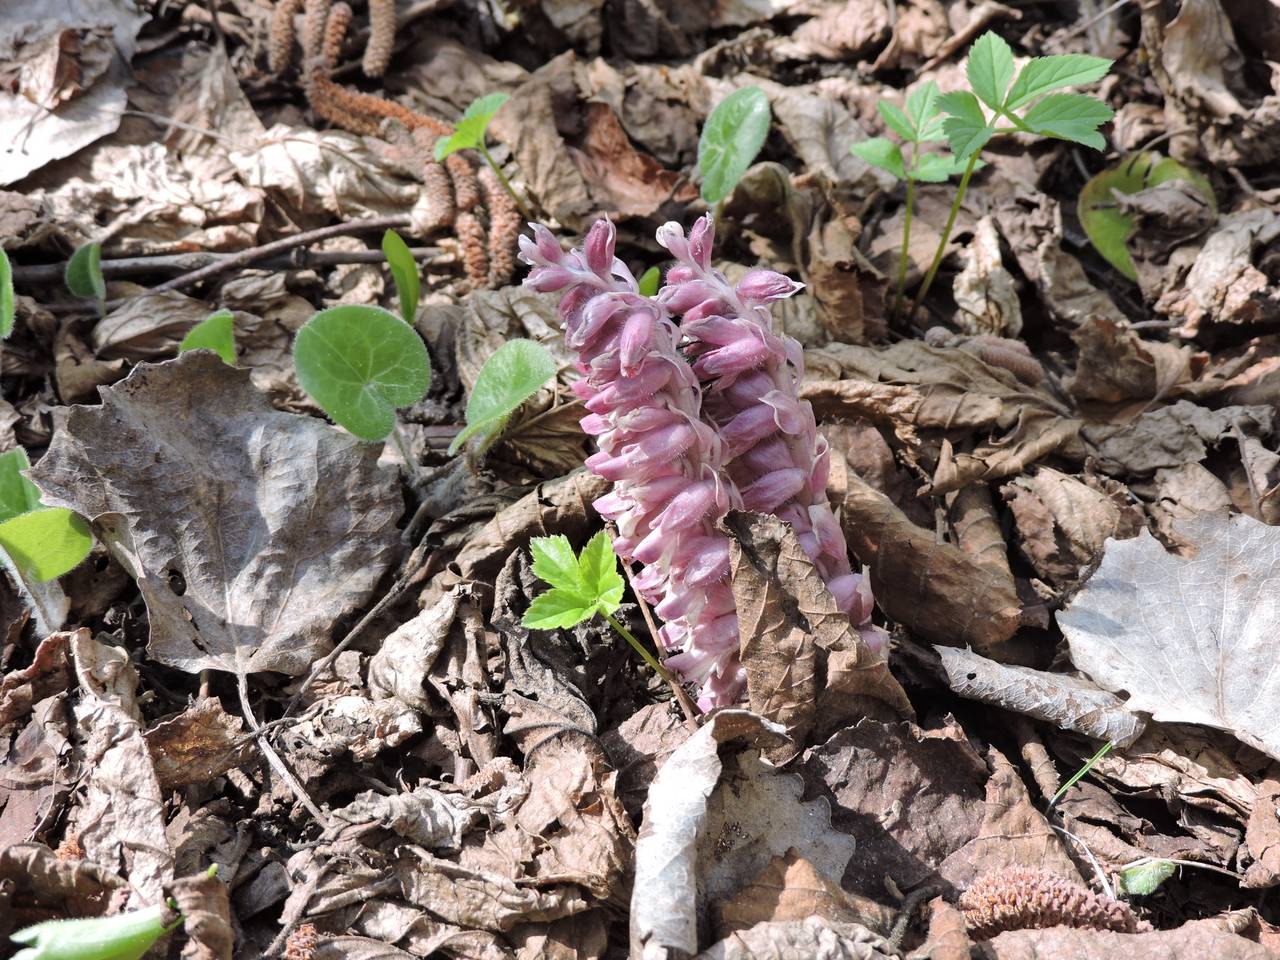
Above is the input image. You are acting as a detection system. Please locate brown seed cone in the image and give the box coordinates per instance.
[455,211,489,287]
[478,165,519,286]
[268,0,304,73]
[958,869,1149,942]
[967,335,1045,386]
[420,160,457,231]
[362,0,396,77]
[283,923,318,960]
[446,152,480,212]
[320,1,351,71]
[302,0,332,72]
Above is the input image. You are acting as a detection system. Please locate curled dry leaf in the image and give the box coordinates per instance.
[143,697,254,790]
[952,216,1022,338]
[697,917,894,960]
[0,630,70,733]
[169,867,234,960]
[1082,399,1273,476]
[1067,316,1195,405]
[0,841,127,920]
[1060,511,1280,762]
[367,587,463,713]
[30,352,402,678]
[330,786,484,853]
[934,645,1146,746]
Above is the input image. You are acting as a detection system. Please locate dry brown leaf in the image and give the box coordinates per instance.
[804,212,888,345]
[510,912,609,960]
[567,101,696,217]
[982,921,1272,959]
[908,897,972,960]
[1243,779,1280,888]
[368,588,463,713]
[1082,399,1273,476]
[0,631,70,734]
[331,785,485,853]
[169,867,233,960]
[144,698,253,790]
[952,216,1022,337]
[1067,316,1195,404]
[0,841,127,922]
[599,702,692,821]
[697,917,893,960]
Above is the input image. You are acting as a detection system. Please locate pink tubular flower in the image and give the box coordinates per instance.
[519,220,750,707]
[656,215,882,653]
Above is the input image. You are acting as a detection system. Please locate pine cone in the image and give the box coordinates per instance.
[958,868,1149,942]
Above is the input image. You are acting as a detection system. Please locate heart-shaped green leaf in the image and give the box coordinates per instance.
[0,448,42,523]
[698,86,771,205]
[448,338,556,454]
[293,304,431,441]
[0,507,93,582]
[179,310,236,364]
[381,229,420,323]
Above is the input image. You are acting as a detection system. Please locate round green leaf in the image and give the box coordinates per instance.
[698,86,771,205]
[381,229,419,324]
[179,310,236,365]
[0,247,13,340]
[448,338,556,454]
[293,305,432,441]
[65,241,105,301]
[0,447,42,523]
[0,507,93,582]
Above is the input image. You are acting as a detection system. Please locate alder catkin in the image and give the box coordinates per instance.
[455,211,489,288]
[320,1,351,71]
[420,159,457,231]
[479,164,519,286]
[958,869,1148,941]
[269,0,304,73]
[445,153,480,212]
[301,0,332,73]
[362,0,396,77]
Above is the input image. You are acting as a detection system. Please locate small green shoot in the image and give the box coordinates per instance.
[638,265,661,297]
[65,241,106,317]
[0,247,14,341]
[434,92,530,221]
[292,304,431,442]
[11,901,182,960]
[698,86,771,206]
[178,310,236,365]
[0,448,92,583]
[1077,152,1216,280]
[1047,739,1114,812]
[381,229,420,324]
[448,338,556,456]
[524,531,671,681]
[1118,859,1177,896]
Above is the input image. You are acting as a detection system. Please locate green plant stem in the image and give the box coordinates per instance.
[390,422,424,487]
[1048,739,1114,812]
[606,613,680,688]
[908,151,980,320]
[892,168,918,321]
[478,143,532,223]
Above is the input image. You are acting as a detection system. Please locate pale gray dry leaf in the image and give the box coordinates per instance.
[771,0,891,61]
[981,921,1272,959]
[352,899,511,960]
[314,937,418,960]
[933,646,1146,746]
[69,630,173,906]
[1060,513,1280,761]
[368,588,464,713]
[952,216,1022,338]
[1082,399,1273,476]
[1,556,69,638]
[0,841,128,916]
[282,695,422,767]
[144,697,253,790]
[92,291,252,360]
[30,353,402,677]
[169,867,233,960]
[697,918,894,960]
[331,786,484,853]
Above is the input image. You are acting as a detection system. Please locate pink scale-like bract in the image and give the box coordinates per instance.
[519,219,749,708]
[656,214,883,653]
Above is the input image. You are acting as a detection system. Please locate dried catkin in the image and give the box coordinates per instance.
[479,165,519,286]
[307,75,447,137]
[301,0,332,73]
[283,924,318,960]
[269,0,304,73]
[419,159,457,231]
[958,869,1149,941]
[320,1,351,71]
[362,0,396,77]
[446,153,480,212]
[455,211,489,287]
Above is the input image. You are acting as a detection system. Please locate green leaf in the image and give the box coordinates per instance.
[698,86,772,205]
[850,138,905,180]
[523,587,596,630]
[529,534,584,593]
[381,229,419,324]
[434,91,511,161]
[1005,54,1113,112]
[0,507,93,582]
[0,247,13,340]
[877,100,915,142]
[905,81,941,129]
[1020,92,1113,149]
[638,265,661,297]
[966,31,1015,109]
[293,304,432,441]
[447,338,556,455]
[11,902,180,960]
[577,530,624,616]
[1118,859,1177,897]
[0,448,43,523]
[178,310,235,365]
[938,91,995,159]
[913,152,977,183]
[1077,152,1217,281]
[65,241,105,303]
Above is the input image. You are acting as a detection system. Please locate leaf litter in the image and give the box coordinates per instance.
[4,1,1280,958]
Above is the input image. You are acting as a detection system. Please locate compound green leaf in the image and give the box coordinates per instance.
[0,507,92,582]
[434,92,510,161]
[966,31,1015,109]
[381,229,419,324]
[850,138,905,180]
[448,338,556,454]
[1006,54,1113,112]
[293,305,431,441]
[905,81,941,129]
[523,586,595,630]
[698,86,771,204]
[178,310,236,364]
[877,100,915,142]
[1020,92,1113,150]
[0,448,42,523]
[913,152,976,183]
[939,91,995,160]
[578,530,623,616]
[529,534,584,594]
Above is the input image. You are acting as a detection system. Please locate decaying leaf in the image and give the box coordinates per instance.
[29,352,402,678]
[698,917,894,960]
[1082,399,1272,476]
[143,697,253,790]
[1060,512,1280,761]
[980,921,1273,959]
[1066,316,1195,405]
[952,216,1022,337]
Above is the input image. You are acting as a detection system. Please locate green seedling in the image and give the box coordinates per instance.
[637,265,661,298]
[865,33,1112,319]
[1047,739,1114,812]
[11,901,182,960]
[699,86,771,206]
[448,338,556,456]
[1077,152,1216,280]
[524,531,674,681]
[435,92,530,220]
[381,229,420,324]
[292,304,431,443]
[178,309,236,365]
[852,80,977,318]
[65,241,106,317]
[0,448,92,583]
[1118,858,1177,897]
[1,247,13,341]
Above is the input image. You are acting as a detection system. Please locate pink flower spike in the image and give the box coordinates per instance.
[736,269,804,304]
[742,468,806,513]
[584,219,617,276]
[692,338,774,379]
[688,214,715,268]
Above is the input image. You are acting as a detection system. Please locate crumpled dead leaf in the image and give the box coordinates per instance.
[698,917,894,960]
[981,920,1273,959]
[1060,511,1280,761]
[30,352,402,678]
[1067,316,1196,405]
[1082,399,1272,476]
[143,698,253,790]
[952,216,1022,337]
[568,101,696,217]
[0,631,70,734]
